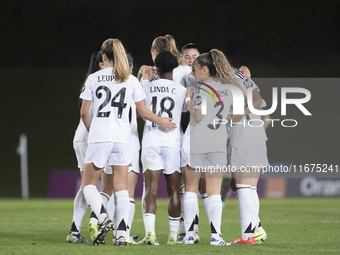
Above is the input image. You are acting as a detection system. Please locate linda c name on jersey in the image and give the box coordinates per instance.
[98,75,115,82]
[149,86,177,94]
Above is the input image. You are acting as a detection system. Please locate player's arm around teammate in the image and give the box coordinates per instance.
[182,50,243,245]
[80,38,176,246]
[140,52,185,245]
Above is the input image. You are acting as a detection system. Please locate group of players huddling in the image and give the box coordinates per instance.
[66,34,268,246]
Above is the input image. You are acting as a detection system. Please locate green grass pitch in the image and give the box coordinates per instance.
[0,198,339,254]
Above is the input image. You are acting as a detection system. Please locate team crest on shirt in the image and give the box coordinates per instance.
[194,95,202,106]
[243,79,254,89]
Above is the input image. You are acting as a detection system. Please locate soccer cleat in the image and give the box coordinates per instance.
[114,236,127,246]
[145,232,160,245]
[230,236,256,245]
[127,235,139,245]
[176,233,186,243]
[93,218,113,246]
[180,236,195,245]
[210,235,231,246]
[66,232,89,243]
[193,230,200,243]
[166,237,176,245]
[255,229,267,244]
[88,222,98,242]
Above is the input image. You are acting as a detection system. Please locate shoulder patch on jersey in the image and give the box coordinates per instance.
[193,95,202,106]
[243,78,254,89]
[234,70,245,79]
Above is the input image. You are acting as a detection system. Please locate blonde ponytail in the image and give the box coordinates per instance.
[112,39,130,83]
[151,34,183,65]
[101,38,130,83]
[210,49,236,79]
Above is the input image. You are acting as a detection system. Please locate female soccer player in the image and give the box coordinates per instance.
[182,49,245,245]
[181,43,200,67]
[80,38,176,246]
[228,72,268,245]
[137,35,192,244]
[66,51,105,244]
[141,51,187,245]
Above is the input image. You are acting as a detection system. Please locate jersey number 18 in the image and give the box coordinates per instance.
[150,96,175,127]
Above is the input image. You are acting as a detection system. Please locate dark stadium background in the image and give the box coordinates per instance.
[1,0,339,197]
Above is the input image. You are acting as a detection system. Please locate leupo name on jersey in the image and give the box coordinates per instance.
[98,75,115,82]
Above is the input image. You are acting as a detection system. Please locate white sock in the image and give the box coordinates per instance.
[201,192,209,224]
[178,184,185,234]
[106,193,115,221]
[113,199,118,238]
[89,210,98,225]
[127,198,135,237]
[143,213,156,235]
[250,187,263,232]
[169,216,180,239]
[194,193,199,233]
[83,185,107,223]
[236,184,253,240]
[206,195,222,239]
[115,190,130,239]
[100,192,110,208]
[142,182,146,215]
[70,187,87,233]
[183,192,197,238]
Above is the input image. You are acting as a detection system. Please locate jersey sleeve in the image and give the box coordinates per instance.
[80,75,93,101]
[132,79,146,103]
[234,70,260,92]
[192,92,202,110]
[140,79,150,87]
[242,77,259,91]
[181,88,188,112]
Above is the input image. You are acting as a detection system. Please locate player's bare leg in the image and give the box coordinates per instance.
[165,171,181,244]
[143,169,161,245]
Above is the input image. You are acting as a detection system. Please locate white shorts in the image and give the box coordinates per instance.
[128,150,140,174]
[142,146,181,175]
[189,152,227,170]
[180,148,190,168]
[73,142,87,171]
[230,140,268,170]
[85,142,132,169]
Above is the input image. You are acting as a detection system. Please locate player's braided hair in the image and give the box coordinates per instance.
[101,38,130,83]
[154,51,178,75]
[151,34,183,66]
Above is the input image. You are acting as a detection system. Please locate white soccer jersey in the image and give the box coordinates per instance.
[173,65,192,88]
[189,80,232,154]
[141,78,187,149]
[229,73,267,148]
[130,101,140,150]
[73,104,94,143]
[80,67,145,144]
